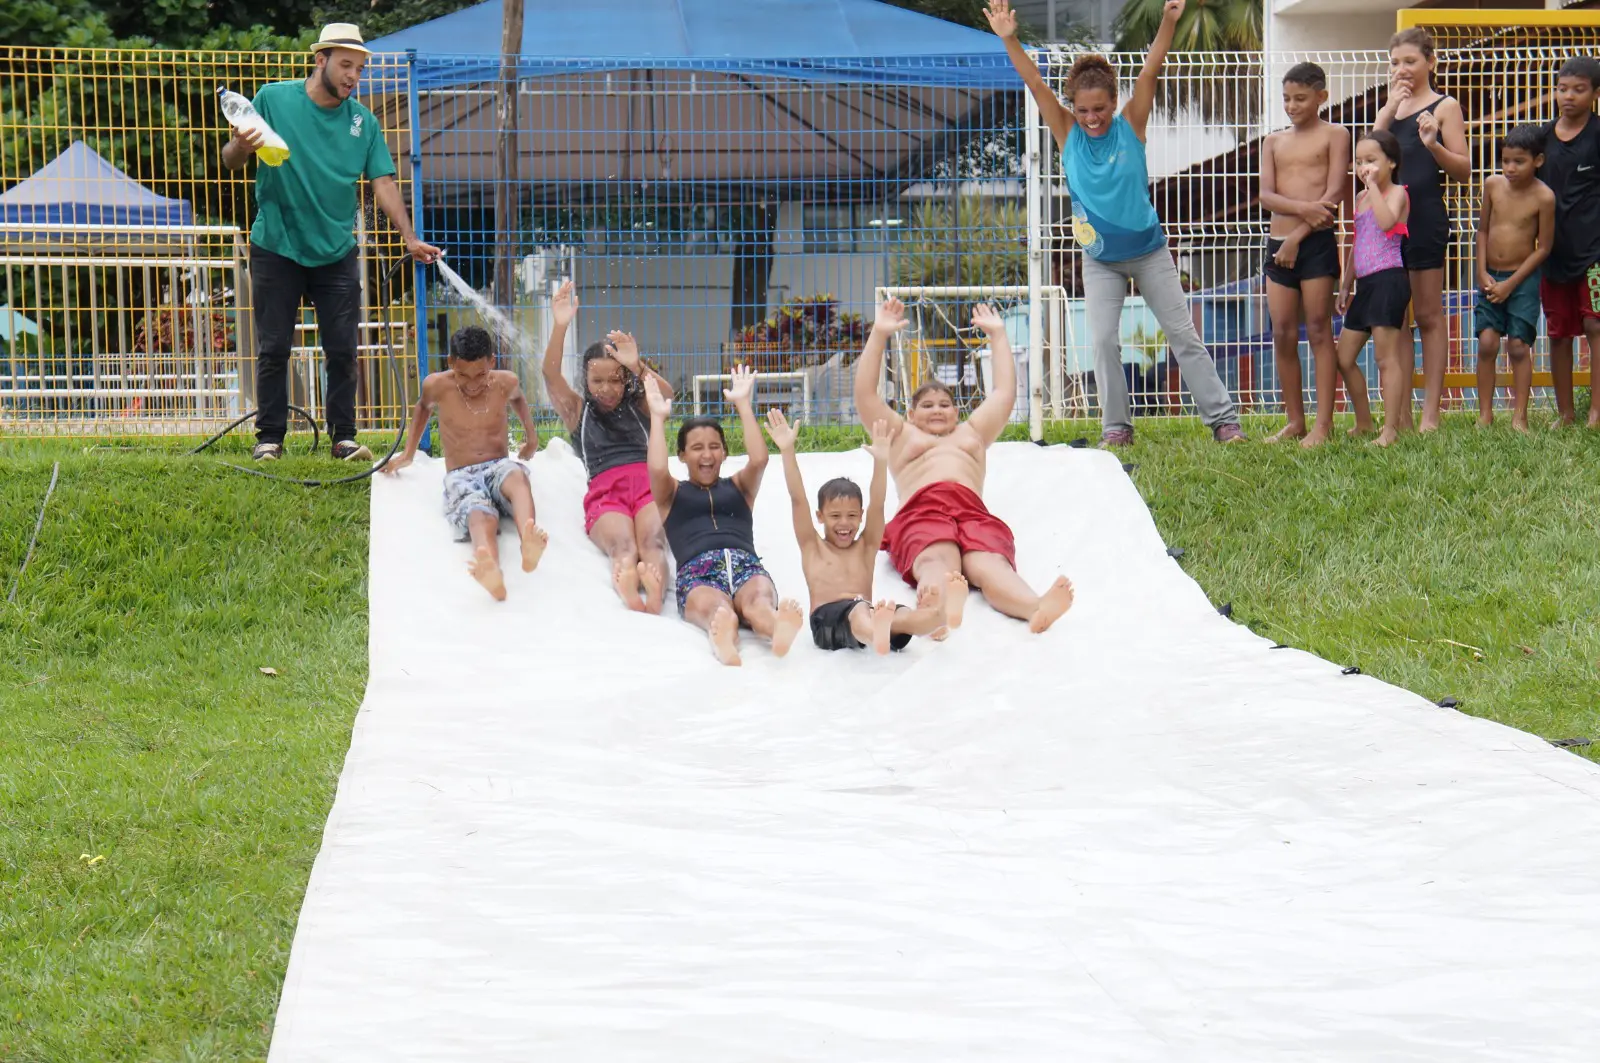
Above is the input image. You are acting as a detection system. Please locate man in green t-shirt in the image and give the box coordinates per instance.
[222,23,441,462]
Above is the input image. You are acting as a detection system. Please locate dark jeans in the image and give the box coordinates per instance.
[251,244,361,444]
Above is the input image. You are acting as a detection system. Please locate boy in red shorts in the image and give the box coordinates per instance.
[1539,56,1600,427]
[852,297,1075,634]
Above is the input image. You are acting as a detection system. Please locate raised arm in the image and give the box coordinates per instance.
[1126,0,1185,140]
[382,375,440,475]
[766,408,817,551]
[1369,180,1409,233]
[853,298,908,433]
[1373,69,1409,132]
[726,365,769,505]
[860,418,895,553]
[542,280,584,431]
[985,0,1074,146]
[508,375,540,461]
[965,303,1016,445]
[1417,98,1472,184]
[606,329,674,408]
[644,374,677,515]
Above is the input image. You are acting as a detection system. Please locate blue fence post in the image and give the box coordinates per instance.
[407,49,432,452]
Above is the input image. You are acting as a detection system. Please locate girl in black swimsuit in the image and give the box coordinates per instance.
[1374,27,1471,432]
[542,280,673,613]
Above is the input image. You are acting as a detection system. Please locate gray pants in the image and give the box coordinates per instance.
[1083,247,1238,433]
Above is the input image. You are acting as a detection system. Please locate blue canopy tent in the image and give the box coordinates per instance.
[0,143,246,423]
[0,141,193,246]
[365,0,1016,189]
[364,0,1022,407]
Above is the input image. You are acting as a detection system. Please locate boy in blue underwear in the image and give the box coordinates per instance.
[386,325,547,600]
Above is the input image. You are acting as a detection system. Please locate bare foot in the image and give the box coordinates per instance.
[1347,421,1374,438]
[1265,422,1306,444]
[917,581,949,641]
[1300,424,1332,449]
[1419,416,1441,433]
[870,599,895,655]
[1476,414,1493,429]
[709,605,742,666]
[944,572,970,632]
[519,521,548,572]
[1371,425,1400,447]
[1587,412,1600,430]
[613,558,645,612]
[637,561,664,614]
[1511,417,1530,434]
[1028,576,1076,634]
[771,598,803,658]
[1550,415,1576,431]
[468,548,506,601]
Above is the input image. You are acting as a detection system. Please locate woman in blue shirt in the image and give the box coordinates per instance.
[986,0,1243,446]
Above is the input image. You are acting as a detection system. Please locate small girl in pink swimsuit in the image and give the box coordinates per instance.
[1336,129,1414,447]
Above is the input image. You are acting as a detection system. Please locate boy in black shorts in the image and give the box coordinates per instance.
[1538,56,1600,428]
[765,409,948,655]
[1260,63,1354,446]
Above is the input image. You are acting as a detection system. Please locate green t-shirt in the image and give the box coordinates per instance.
[249,80,397,268]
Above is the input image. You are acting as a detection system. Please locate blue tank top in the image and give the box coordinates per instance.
[1061,114,1166,262]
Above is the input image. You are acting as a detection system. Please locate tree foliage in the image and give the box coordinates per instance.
[1111,0,1264,130]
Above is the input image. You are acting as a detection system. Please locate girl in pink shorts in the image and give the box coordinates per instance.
[542,281,672,613]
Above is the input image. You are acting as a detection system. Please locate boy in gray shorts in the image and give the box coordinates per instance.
[385,325,548,600]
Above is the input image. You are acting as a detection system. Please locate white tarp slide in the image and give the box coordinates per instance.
[268,441,1600,1062]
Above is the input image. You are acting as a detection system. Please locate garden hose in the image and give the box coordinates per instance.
[191,254,415,487]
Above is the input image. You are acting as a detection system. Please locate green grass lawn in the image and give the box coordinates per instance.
[0,443,370,1062]
[1,415,1597,1059]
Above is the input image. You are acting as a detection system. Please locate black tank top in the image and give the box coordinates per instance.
[1392,97,1449,220]
[575,399,648,479]
[662,477,755,567]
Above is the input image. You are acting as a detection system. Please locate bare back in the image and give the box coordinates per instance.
[428,369,517,470]
[1483,176,1550,271]
[1267,122,1341,238]
[889,421,987,500]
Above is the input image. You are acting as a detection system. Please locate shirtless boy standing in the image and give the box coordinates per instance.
[385,325,548,600]
[1474,124,1555,431]
[1259,62,1357,446]
[852,298,1074,633]
[766,409,948,655]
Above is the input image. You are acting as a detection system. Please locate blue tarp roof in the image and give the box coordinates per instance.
[366,0,1015,89]
[0,141,194,227]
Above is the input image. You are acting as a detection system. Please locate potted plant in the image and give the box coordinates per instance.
[725,293,869,374]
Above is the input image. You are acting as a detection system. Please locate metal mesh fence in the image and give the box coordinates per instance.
[0,47,414,437]
[1030,42,1597,423]
[394,55,1025,430]
[2,33,1595,438]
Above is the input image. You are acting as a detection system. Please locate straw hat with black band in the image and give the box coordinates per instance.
[312,23,372,55]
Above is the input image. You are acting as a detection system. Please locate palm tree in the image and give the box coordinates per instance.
[1111,0,1263,131]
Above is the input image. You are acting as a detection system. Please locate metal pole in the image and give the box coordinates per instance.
[406,50,432,450]
[1024,57,1045,440]
[494,0,525,331]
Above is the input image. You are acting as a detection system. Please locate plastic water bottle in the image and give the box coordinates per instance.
[217,87,290,167]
